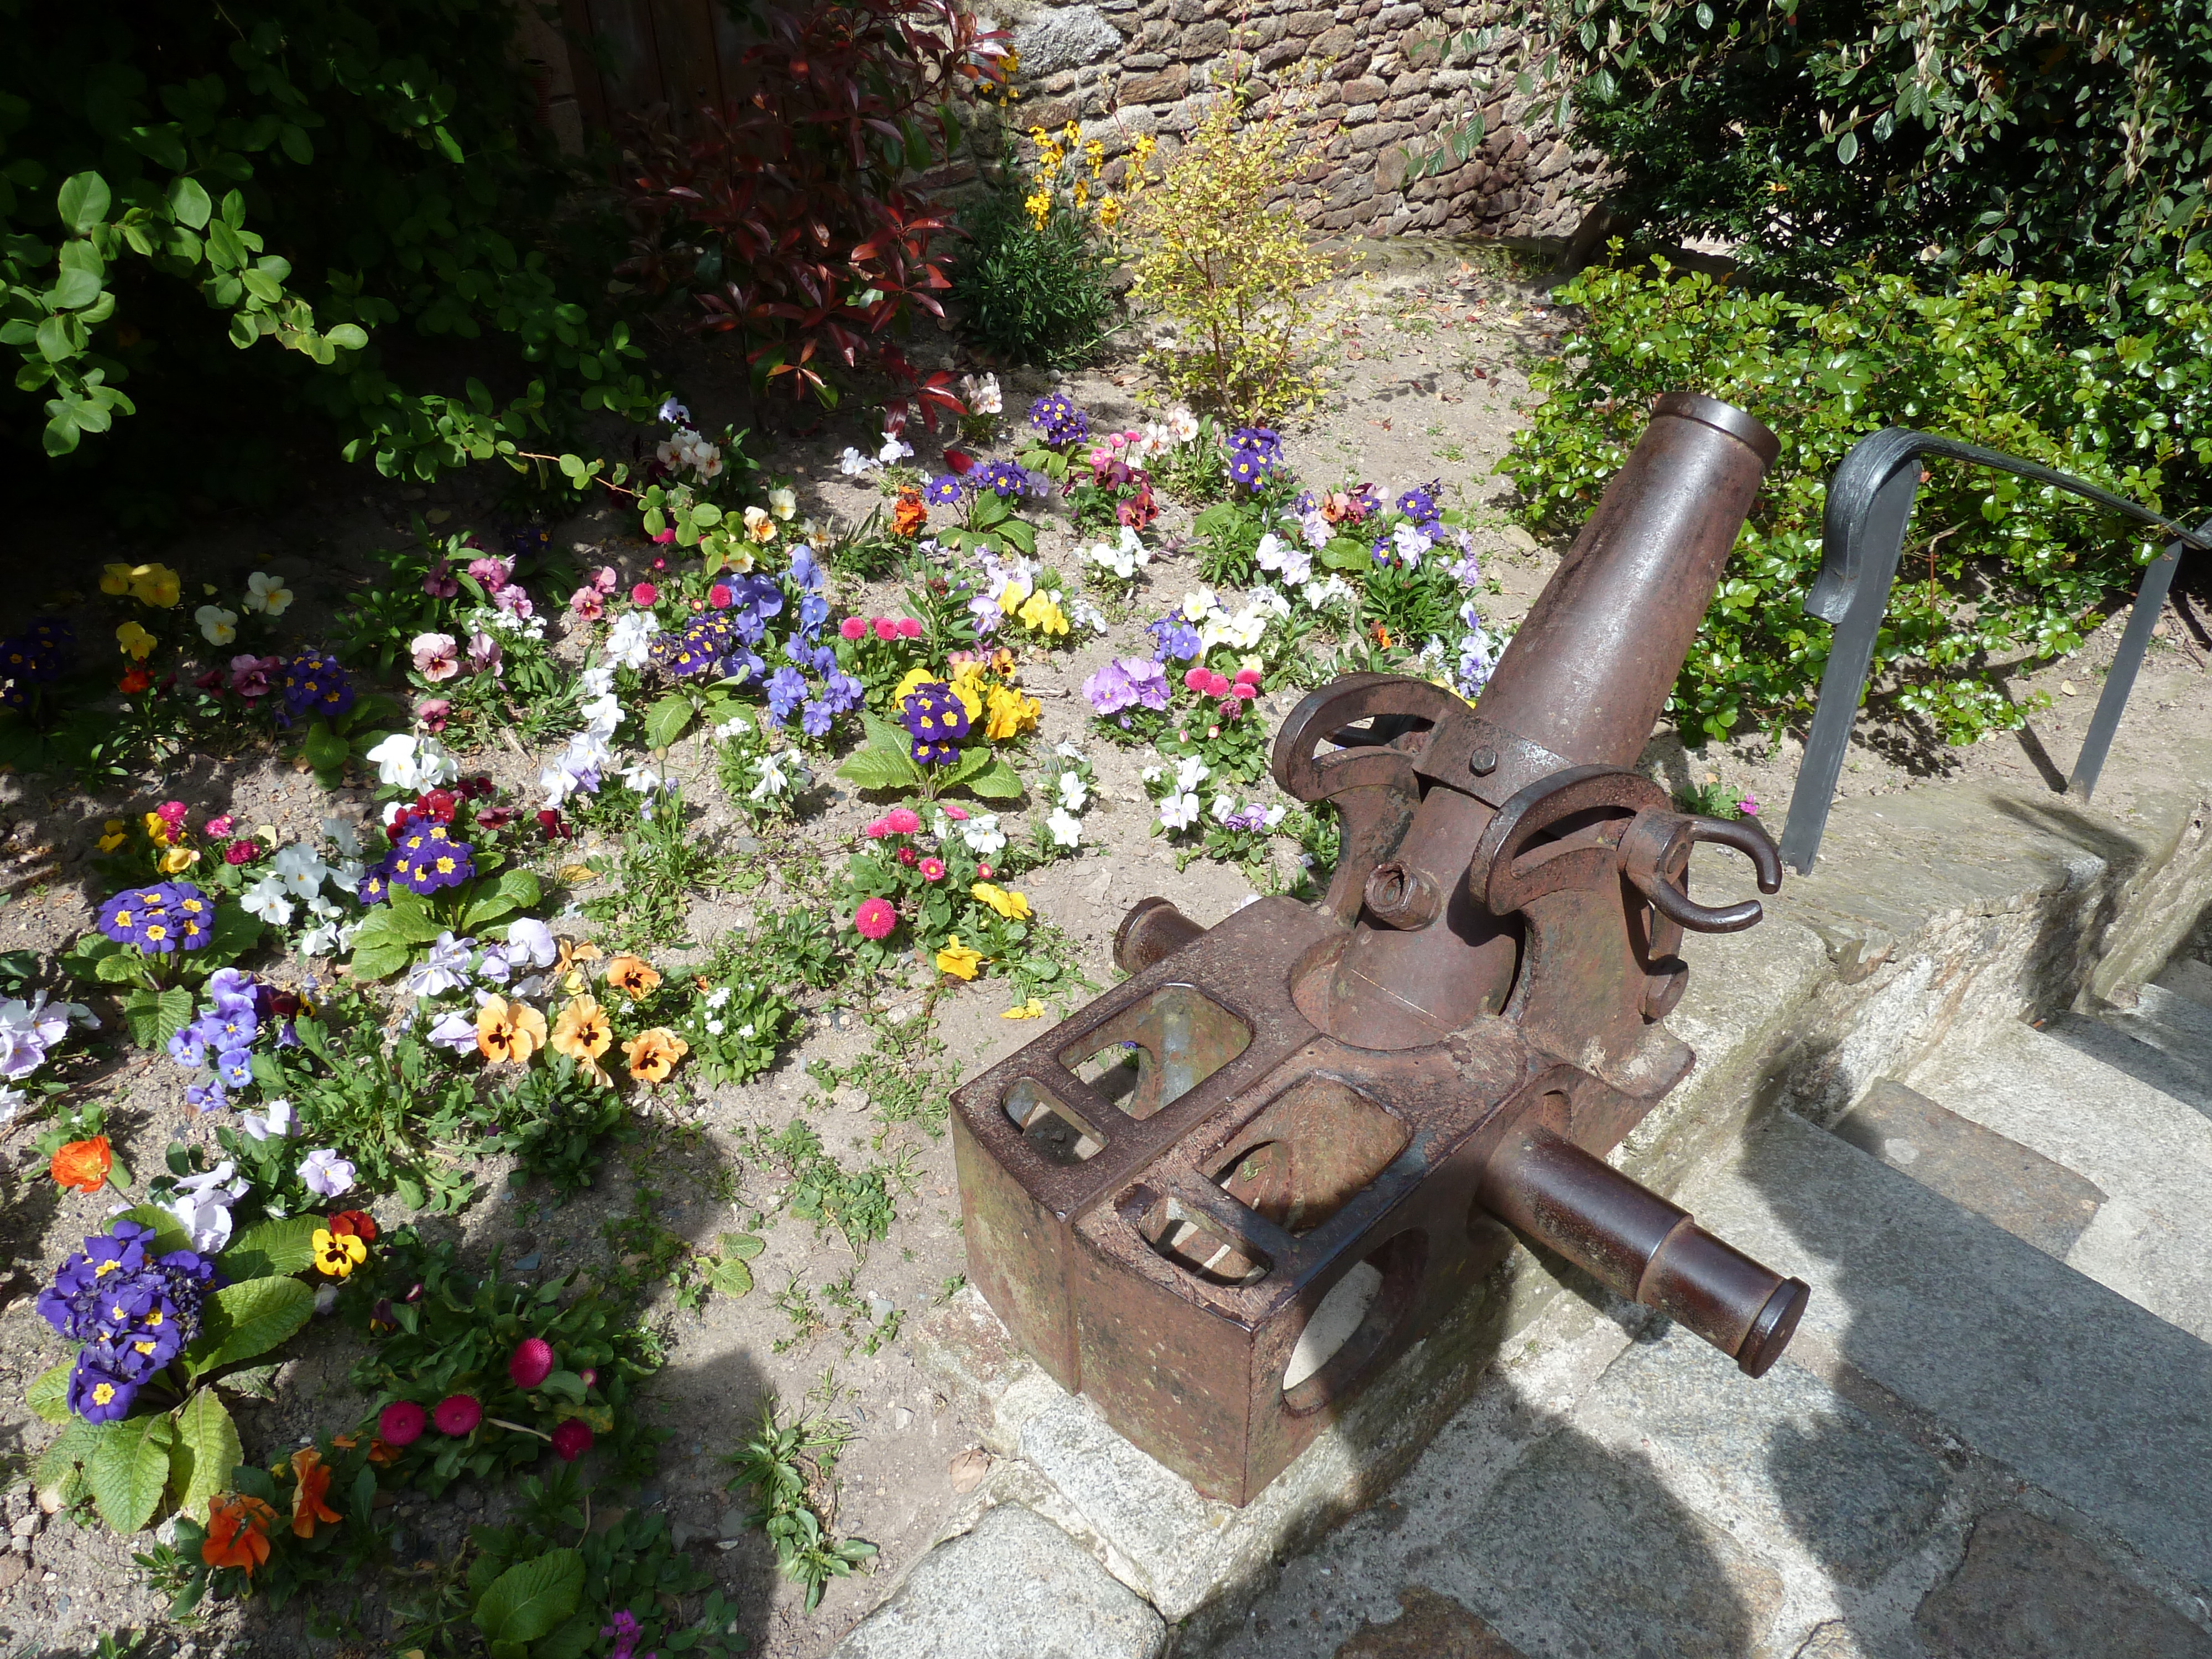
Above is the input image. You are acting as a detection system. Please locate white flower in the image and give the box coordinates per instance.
[622,760,665,794]
[738,1022,757,1039]
[1179,587,1219,624]
[748,754,796,802]
[838,447,881,476]
[1165,405,1199,444]
[657,397,691,425]
[580,693,623,741]
[314,1282,341,1315]
[1299,508,1334,550]
[961,813,1007,855]
[706,1019,724,1036]
[1211,792,1237,822]
[1055,740,1087,763]
[0,1084,23,1126]
[166,1162,247,1254]
[365,732,459,791]
[196,605,239,646]
[705,985,732,1010]
[1302,574,1354,612]
[876,430,914,465]
[0,992,70,1078]
[272,842,332,899]
[300,916,356,957]
[1392,523,1434,564]
[1175,754,1211,792]
[960,372,1003,416]
[1057,771,1089,812]
[300,1148,356,1198]
[425,1010,479,1053]
[1140,765,1162,784]
[319,816,361,857]
[1158,791,1202,831]
[1047,808,1083,847]
[768,486,797,520]
[604,611,661,670]
[240,875,294,927]
[405,931,476,999]
[505,917,558,968]
[241,1098,298,1142]
[713,714,753,742]
[243,572,294,616]
[579,664,616,698]
[1070,598,1109,635]
[1256,532,1312,586]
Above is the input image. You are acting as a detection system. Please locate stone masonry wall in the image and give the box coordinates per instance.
[997,0,1610,239]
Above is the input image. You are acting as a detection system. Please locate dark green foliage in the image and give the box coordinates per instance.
[1557,0,2210,290]
[465,1056,628,1196]
[950,180,1118,365]
[1,0,661,515]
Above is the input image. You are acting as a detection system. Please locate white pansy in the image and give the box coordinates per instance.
[1174,754,1211,792]
[241,1098,299,1142]
[319,816,361,857]
[1165,406,1199,444]
[1056,771,1089,811]
[1047,808,1083,847]
[1157,791,1202,831]
[505,918,559,968]
[1178,587,1219,623]
[244,571,294,616]
[404,932,476,999]
[240,875,294,927]
[272,841,332,898]
[876,430,914,465]
[1069,598,1109,634]
[365,732,459,791]
[959,372,1003,416]
[1302,574,1354,611]
[960,813,1007,855]
[839,447,880,476]
[580,693,624,740]
[579,663,615,698]
[603,611,661,670]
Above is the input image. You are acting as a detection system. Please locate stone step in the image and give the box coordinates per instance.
[1907,1018,2212,1342]
[2154,954,2212,1011]
[2109,980,2212,1074]
[2041,1012,2212,1121]
[1684,1109,2212,1590]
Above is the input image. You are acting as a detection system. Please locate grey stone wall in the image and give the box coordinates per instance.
[996,0,1609,239]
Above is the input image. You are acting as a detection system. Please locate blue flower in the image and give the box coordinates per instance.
[790,546,823,591]
[205,968,258,1016]
[185,1079,228,1113]
[208,1009,258,1048]
[1146,618,1203,663]
[67,1356,139,1423]
[822,672,864,714]
[216,1048,254,1089]
[1029,393,1089,446]
[765,666,807,722]
[799,593,830,634]
[924,474,965,506]
[167,1025,210,1068]
[800,700,833,738]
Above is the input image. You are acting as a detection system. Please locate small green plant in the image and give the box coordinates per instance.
[464,1055,628,1196]
[743,1119,910,1257]
[723,1399,877,1610]
[1124,100,1333,424]
[951,135,1119,365]
[579,782,727,950]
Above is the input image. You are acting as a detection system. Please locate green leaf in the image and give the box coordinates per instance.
[1837,129,1859,165]
[217,1214,322,1280]
[116,1206,192,1254]
[959,756,1025,800]
[34,1420,103,1512]
[474,1547,586,1644]
[707,1258,755,1297]
[859,709,910,756]
[49,266,101,309]
[58,171,111,232]
[169,1389,242,1522]
[346,935,411,984]
[326,323,367,351]
[28,1360,72,1424]
[205,900,262,959]
[86,1413,173,1532]
[380,887,448,945]
[719,1232,765,1260]
[186,1277,314,1376]
[641,692,696,752]
[533,1616,599,1659]
[168,176,211,229]
[837,746,922,792]
[302,719,349,776]
[461,867,539,931]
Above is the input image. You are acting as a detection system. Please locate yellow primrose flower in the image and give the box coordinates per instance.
[116,622,156,660]
[97,821,127,853]
[768,487,797,520]
[1018,591,1069,636]
[142,811,173,846]
[743,505,778,543]
[159,846,200,874]
[971,883,1032,921]
[936,936,984,980]
[983,684,1039,740]
[1002,998,1046,1020]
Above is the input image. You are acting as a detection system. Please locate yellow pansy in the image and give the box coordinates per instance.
[1018,591,1069,637]
[142,812,173,846]
[971,883,1032,921]
[742,505,777,543]
[995,576,1032,617]
[159,846,200,874]
[96,820,127,853]
[1002,998,1046,1020]
[99,563,136,596]
[983,684,1039,740]
[129,564,181,608]
[935,936,984,980]
[115,622,156,660]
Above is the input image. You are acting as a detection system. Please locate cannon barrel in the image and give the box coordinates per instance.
[1477,1125,1808,1376]
[1314,393,1781,1047]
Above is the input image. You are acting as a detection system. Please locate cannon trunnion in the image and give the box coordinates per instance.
[950,393,1809,1505]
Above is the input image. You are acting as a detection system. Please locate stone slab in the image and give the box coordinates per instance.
[1332,1587,1530,1658]
[1912,1018,2212,1340]
[1833,1078,2105,1260]
[1441,1430,1787,1658]
[2112,981,2212,1071]
[827,1504,1165,1659]
[2156,954,2212,1010]
[1582,1323,1948,1587]
[1913,1507,2212,1658]
[2042,1013,2212,1120]
[1688,1111,2212,1588]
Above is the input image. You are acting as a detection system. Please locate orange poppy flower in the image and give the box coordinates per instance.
[604,954,661,1000]
[202,1493,278,1577]
[290,1447,342,1538]
[50,1137,112,1194]
[476,995,549,1064]
[622,1027,690,1084]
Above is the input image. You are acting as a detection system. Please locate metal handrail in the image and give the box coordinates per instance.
[1777,429,2209,874]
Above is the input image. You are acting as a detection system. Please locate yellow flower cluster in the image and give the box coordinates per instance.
[891,656,1041,743]
[101,562,181,608]
[1021,121,1144,234]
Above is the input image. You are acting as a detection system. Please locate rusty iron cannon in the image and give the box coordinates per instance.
[949,392,1809,1505]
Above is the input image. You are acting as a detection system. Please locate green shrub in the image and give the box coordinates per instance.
[0,1,661,510]
[951,170,1118,365]
[1504,251,2212,746]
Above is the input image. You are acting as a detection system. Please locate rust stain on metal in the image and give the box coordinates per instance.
[950,392,1810,1505]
